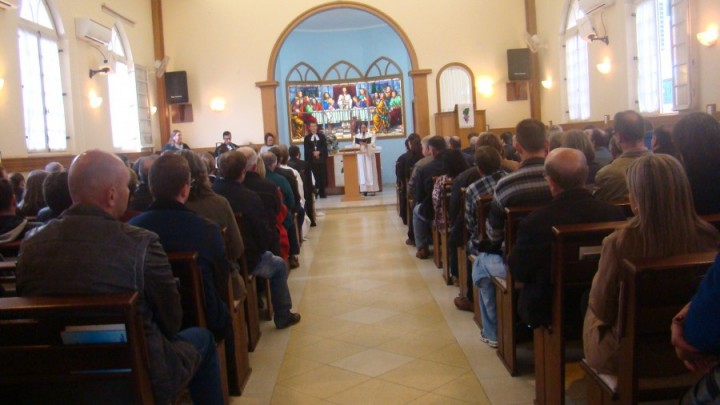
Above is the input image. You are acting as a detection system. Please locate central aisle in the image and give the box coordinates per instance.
[235,205,536,404]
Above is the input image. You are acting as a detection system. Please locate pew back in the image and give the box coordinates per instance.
[0,292,154,404]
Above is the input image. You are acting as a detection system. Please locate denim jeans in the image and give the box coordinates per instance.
[253,251,293,327]
[681,363,720,404]
[413,204,431,249]
[472,252,506,341]
[176,327,223,404]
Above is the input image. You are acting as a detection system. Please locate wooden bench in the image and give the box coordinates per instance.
[457,188,469,300]
[700,212,720,231]
[0,239,21,259]
[166,252,230,404]
[493,205,543,376]
[430,176,443,269]
[534,220,626,405]
[439,178,454,284]
[0,292,155,403]
[580,252,716,404]
[233,213,269,350]
[471,194,493,329]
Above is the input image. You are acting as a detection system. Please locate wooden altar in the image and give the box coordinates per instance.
[325,151,383,196]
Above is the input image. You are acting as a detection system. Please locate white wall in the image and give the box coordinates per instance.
[161,0,530,147]
[0,0,158,158]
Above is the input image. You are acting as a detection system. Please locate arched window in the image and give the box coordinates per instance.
[632,0,692,113]
[108,24,141,150]
[437,63,475,113]
[17,0,69,152]
[563,0,590,120]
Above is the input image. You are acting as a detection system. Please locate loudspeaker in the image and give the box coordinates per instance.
[165,71,189,104]
[507,49,531,81]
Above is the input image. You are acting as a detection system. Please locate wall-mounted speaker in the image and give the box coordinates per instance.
[165,71,189,104]
[507,49,531,81]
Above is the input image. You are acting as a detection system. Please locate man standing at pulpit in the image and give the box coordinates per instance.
[355,123,379,196]
[303,123,328,198]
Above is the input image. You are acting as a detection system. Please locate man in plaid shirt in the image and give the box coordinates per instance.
[472,119,552,348]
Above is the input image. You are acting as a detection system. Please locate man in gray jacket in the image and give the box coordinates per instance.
[16,150,223,404]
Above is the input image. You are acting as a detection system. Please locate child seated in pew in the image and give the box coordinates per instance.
[0,179,32,243]
[583,154,720,375]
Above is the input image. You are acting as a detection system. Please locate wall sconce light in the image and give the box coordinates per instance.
[210,97,226,111]
[541,77,553,89]
[89,67,111,79]
[150,105,157,115]
[477,77,494,98]
[89,89,103,108]
[596,58,612,74]
[697,25,719,47]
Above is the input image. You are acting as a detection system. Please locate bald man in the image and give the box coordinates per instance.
[16,150,223,404]
[507,148,625,328]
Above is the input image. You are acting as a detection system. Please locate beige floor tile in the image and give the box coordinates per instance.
[332,324,408,347]
[433,372,491,404]
[335,307,400,324]
[378,333,456,358]
[374,314,445,333]
[480,375,536,404]
[379,359,468,391]
[270,385,330,404]
[299,300,364,318]
[286,337,367,364]
[278,365,369,399]
[342,278,390,291]
[291,316,362,338]
[284,330,325,352]
[330,348,414,377]
[326,378,427,404]
[407,392,475,404]
[276,354,324,382]
[421,343,472,368]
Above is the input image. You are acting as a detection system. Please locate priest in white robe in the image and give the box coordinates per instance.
[354,123,380,196]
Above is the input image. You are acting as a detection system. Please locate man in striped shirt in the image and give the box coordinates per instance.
[472,119,552,348]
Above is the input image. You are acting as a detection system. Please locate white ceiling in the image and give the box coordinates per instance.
[294,8,387,33]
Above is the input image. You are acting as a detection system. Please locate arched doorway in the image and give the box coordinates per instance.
[256,2,431,144]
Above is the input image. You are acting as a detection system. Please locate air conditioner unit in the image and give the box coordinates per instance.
[75,18,112,47]
[0,0,19,10]
[579,0,615,15]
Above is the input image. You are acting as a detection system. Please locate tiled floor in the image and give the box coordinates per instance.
[233,194,536,404]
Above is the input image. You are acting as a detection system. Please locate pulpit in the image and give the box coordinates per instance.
[340,150,364,202]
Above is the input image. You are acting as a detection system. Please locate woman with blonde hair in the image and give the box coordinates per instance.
[583,154,719,374]
[17,169,49,217]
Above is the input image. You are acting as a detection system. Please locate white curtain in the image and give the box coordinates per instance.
[635,0,660,113]
[439,67,472,112]
[565,34,590,120]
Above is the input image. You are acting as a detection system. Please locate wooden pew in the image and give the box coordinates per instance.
[166,252,230,404]
[700,212,720,231]
[534,221,626,405]
[580,252,715,404]
[457,188,469,299]
[0,239,21,259]
[471,194,493,329]
[439,178,454,284]
[493,205,544,376]
[0,260,17,297]
[0,292,155,404]
[233,213,266,351]
[223,265,252,396]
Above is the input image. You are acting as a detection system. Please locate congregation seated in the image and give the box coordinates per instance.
[591,128,613,167]
[129,153,233,340]
[507,147,625,328]
[672,251,720,404]
[16,169,48,217]
[562,130,603,184]
[671,112,720,215]
[478,132,519,173]
[129,155,158,212]
[593,110,651,202]
[178,149,246,300]
[36,171,71,223]
[214,130,239,157]
[267,146,305,268]
[473,118,552,348]
[44,161,65,173]
[0,179,31,243]
[9,172,24,203]
[413,135,447,259]
[212,150,301,329]
[395,133,422,226]
[16,150,224,404]
[584,154,720,375]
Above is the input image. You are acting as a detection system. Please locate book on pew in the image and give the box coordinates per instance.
[61,324,127,344]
